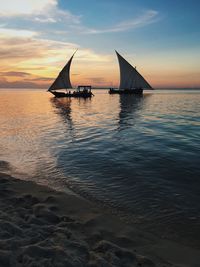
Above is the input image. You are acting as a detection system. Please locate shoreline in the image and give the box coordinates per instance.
[0,172,200,267]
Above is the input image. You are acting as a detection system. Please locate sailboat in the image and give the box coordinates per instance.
[109,51,153,95]
[48,50,94,98]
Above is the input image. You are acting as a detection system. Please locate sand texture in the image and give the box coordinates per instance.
[0,172,200,267]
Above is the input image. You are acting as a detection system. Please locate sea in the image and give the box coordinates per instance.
[0,89,200,247]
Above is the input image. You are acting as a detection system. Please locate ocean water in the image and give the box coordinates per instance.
[0,89,200,247]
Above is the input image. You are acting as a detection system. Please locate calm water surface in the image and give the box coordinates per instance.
[0,89,200,246]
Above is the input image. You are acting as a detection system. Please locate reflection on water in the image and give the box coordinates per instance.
[0,89,200,247]
[51,97,74,137]
[118,94,150,130]
[51,97,72,123]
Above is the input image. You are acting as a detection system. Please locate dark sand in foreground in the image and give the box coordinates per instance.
[0,172,200,267]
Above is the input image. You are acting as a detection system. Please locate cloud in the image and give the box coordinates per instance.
[0,3,159,89]
[0,72,55,88]
[0,31,78,88]
[0,31,110,66]
[0,0,80,25]
[0,71,31,77]
[0,70,53,88]
[34,17,57,23]
[86,77,106,84]
[72,10,159,34]
[0,70,55,88]
[29,77,53,81]
[0,2,158,39]
[0,33,78,63]
[0,0,56,16]
[74,49,111,63]
[0,32,113,88]
[0,77,41,88]
[0,28,37,38]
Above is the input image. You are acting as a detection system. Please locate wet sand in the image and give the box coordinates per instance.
[0,172,200,267]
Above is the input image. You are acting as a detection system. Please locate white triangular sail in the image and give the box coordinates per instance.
[116,51,152,90]
[48,50,77,91]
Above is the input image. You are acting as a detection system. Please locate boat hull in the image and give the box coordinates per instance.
[50,91,94,98]
[109,88,143,95]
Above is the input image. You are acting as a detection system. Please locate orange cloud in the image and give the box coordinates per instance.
[0,31,118,88]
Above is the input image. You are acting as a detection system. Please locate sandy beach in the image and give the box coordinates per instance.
[0,172,200,267]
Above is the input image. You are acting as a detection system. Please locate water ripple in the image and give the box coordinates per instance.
[1,89,200,246]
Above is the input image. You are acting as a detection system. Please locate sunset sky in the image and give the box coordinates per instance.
[0,0,200,89]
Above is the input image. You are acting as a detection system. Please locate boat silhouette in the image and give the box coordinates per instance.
[48,50,94,98]
[109,51,153,95]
